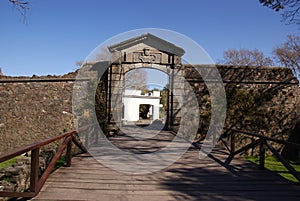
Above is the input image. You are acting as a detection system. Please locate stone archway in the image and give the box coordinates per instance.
[105,33,186,133]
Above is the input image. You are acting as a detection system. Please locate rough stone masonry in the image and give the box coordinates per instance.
[0,65,299,157]
[0,73,76,154]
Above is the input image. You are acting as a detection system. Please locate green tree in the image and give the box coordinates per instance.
[160,85,169,110]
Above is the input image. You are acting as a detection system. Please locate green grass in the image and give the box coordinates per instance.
[246,155,300,183]
[0,156,66,182]
[0,156,66,171]
[53,157,67,172]
[0,157,20,182]
[0,157,18,170]
[1,175,11,182]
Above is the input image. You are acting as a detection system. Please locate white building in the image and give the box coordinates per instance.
[122,89,162,124]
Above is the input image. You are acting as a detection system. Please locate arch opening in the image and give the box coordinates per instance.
[122,67,169,129]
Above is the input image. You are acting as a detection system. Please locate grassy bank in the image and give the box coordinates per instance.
[0,157,19,170]
[246,155,300,183]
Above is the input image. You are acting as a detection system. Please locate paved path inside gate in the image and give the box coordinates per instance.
[32,129,300,201]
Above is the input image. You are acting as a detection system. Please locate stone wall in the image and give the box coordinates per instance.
[183,64,300,156]
[0,73,76,154]
[0,65,299,157]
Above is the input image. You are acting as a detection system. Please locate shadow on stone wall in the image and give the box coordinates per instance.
[282,121,300,161]
[183,65,300,157]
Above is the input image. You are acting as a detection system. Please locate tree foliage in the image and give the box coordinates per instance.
[259,0,300,25]
[160,86,169,110]
[220,48,274,66]
[273,34,300,79]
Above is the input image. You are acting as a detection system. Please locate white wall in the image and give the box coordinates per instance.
[123,89,160,122]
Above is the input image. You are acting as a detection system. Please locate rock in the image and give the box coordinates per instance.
[10,175,21,184]
[16,157,30,165]
[0,181,15,192]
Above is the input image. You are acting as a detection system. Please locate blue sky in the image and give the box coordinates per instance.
[0,0,299,77]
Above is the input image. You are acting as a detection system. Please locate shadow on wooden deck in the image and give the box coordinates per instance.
[32,131,300,201]
[159,150,300,200]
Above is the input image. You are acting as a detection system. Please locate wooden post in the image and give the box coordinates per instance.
[251,137,254,156]
[230,133,235,154]
[30,148,40,193]
[66,137,72,167]
[259,139,265,170]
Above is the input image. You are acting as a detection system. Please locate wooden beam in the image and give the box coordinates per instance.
[265,141,300,182]
[72,135,87,153]
[225,139,261,165]
[38,136,72,191]
[0,131,76,163]
[0,191,35,198]
[224,127,300,148]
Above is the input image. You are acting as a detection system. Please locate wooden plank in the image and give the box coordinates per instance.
[33,187,300,197]
[38,181,299,191]
[44,177,290,185]
[32,131,300,201]
[33,192,195,201]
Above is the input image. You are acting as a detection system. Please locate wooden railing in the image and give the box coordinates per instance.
[0,130,87,198]
[220,127,300,182]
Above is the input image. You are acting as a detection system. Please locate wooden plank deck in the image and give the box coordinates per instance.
[32,130,300,201]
